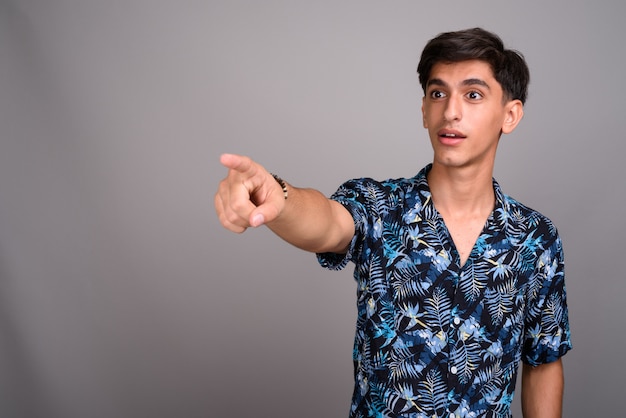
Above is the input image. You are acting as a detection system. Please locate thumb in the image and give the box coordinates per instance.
[249,194,283,227]
[250,212,266,228]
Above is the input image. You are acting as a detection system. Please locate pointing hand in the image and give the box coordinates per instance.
[215,154,287,233]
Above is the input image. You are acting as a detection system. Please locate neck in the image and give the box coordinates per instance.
[426,162,495,217]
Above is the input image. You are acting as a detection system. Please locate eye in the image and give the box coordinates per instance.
[429,90,446,100]
[466,90,483,100]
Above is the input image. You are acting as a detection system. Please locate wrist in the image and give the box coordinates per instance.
[271,173,288,200]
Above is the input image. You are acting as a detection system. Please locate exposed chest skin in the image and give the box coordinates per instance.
[427,170,496,267]
[438,209,491,266]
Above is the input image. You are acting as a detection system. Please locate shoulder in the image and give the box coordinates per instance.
[332,165,430,200]
[498,193,561,250]
[504,193,557,226]
[332,176,420,203]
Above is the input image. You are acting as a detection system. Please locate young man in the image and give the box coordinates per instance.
[215,28,571,418]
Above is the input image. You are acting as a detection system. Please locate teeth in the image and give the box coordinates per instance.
[444,134,456,137]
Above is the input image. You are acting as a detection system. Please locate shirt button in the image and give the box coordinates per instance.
[453,317,461,325]
[450,366,458,374]
[449,413,455,418]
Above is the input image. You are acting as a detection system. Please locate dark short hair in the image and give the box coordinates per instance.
[417,28,530,104]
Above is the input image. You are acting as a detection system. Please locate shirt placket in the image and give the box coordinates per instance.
[444,266,466,417]
[429,213,462,413]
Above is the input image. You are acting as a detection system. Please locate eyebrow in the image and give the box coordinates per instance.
[427,78,491,90]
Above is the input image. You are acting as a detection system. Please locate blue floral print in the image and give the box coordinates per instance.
[318,165,571,418]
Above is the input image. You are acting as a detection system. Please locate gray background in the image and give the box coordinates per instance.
[1,1,624,417]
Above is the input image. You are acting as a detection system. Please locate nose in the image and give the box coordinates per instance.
[443,95,461,122]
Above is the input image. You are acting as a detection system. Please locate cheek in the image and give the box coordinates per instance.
[473,112,502,132]
[422,105,439,129]
[488,115,506,133]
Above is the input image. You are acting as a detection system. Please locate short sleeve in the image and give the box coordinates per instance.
[316,179,372,271]
[522,232,573,365]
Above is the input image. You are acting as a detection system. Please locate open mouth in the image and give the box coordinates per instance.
[437,129,466,144]
[438,129,466,139]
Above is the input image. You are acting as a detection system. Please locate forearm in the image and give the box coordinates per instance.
[266,183,354,254]
[521,360,564,418]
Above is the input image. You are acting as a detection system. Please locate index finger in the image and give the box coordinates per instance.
[220,153,255,175]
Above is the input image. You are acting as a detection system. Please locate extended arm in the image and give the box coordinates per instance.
[521,359,564,418]
[214,153,354,253]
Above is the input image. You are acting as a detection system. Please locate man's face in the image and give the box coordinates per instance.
[421,60,522,171]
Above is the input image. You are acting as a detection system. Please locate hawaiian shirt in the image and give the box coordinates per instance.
[317,165,572,418]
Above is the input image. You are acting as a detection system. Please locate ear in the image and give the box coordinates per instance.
[421,97,428,128]
[501,100,524,134]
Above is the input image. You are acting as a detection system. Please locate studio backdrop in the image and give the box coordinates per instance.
[1,1,624,417]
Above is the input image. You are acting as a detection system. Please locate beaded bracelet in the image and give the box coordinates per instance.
[271,173,288,200]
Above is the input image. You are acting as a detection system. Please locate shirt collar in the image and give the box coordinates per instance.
[413,164,508,216]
